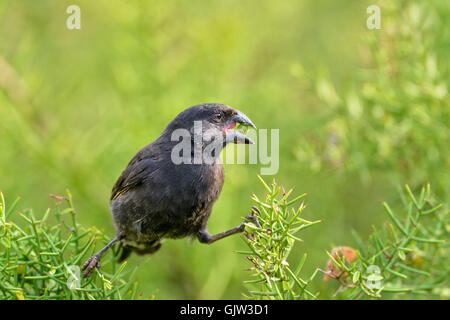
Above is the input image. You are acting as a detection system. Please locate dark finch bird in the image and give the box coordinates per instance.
[82,103,256,277]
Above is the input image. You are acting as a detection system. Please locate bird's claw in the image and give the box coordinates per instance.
[245,215,261,228]
[243,210,261,240]
[81,254,101,278]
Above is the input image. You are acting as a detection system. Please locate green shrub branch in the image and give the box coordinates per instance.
[240,178,448,300]
[0,191,139,300]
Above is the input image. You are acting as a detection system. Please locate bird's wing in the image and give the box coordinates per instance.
[111,155,159,200]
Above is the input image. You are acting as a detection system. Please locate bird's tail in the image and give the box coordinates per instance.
[117,240,162,262]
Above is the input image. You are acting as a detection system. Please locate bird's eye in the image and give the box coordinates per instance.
[214,113,222,121]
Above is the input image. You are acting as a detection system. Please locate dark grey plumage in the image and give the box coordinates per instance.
[82,103,256,277]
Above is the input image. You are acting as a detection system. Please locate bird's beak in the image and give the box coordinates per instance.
[225,110,256,144]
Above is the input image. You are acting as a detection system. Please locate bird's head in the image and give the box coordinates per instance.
[165,103,256,146]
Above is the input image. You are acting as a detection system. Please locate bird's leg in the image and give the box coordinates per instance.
[197,224,245,244]
[197,214,260,244]
[81,232,124,278]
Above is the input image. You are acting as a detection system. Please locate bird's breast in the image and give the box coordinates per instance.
[110,159,225,240]
[170,161,224,232]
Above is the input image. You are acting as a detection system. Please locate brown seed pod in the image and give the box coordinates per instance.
[323,246,358,281]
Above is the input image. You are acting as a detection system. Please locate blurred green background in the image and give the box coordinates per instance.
[0,0,448,299]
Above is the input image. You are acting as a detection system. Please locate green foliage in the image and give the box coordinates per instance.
[0,191,139,300]
[239,176,321,299]
[294,0,450,196]
[326,184,448,299]
[241,179,448,300]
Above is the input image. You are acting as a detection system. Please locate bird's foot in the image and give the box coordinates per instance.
[245,215,261,228]
[245,206,261,228]
[81,254,102,278]
[243,207,261,240]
